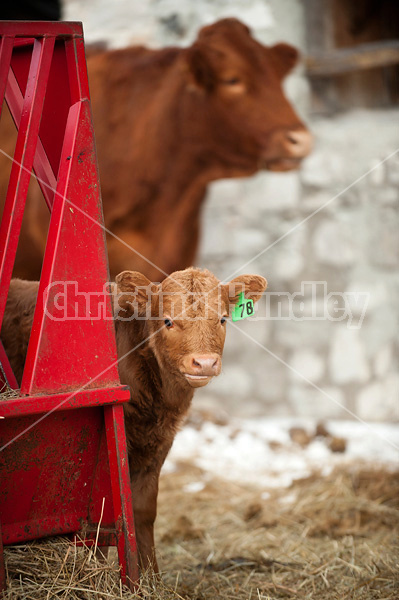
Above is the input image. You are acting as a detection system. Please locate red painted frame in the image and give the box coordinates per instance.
[0,22,139,590]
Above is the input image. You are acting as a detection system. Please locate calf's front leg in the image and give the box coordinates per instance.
[131,471,159,572]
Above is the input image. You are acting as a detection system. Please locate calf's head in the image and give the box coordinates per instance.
[183,18,312,172]
[115,267,267,388]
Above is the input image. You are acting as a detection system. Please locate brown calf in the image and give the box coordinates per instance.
[0,18,311,281]
[1,267,267,570]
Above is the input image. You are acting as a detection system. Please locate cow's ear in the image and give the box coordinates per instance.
[270,43,299,79]
[185,45,215,91]
[224,274,267,308]
[114,270,157,316]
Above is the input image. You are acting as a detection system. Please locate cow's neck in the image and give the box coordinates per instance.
[103,65,257,279]
[106,154,217,279]
[107,150,250,279]
[104,63,255,224]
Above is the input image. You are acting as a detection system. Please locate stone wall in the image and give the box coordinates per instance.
[63,0,399,421]
[198,110,399,422]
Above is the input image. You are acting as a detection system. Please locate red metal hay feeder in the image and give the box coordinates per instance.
[0,21,138,591]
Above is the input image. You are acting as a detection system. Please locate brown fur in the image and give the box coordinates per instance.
[0,19,312,281]
[0,279,39,384]
[1,267,266,570]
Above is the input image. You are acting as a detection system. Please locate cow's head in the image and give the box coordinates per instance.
[183,18,312,172]
[115,267,267,388]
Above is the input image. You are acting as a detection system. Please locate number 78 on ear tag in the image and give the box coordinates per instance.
[232,292,254,322]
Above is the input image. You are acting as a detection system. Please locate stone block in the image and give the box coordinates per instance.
[345,275,387,317]
[289,349,325,382]
[300,191,337,213]
[233,228,268,256]
[251,354,287,403]
[273,244,304,282]
[224,315,271,353]
[288,384,347,418]
[274,318,331,350]
[387,155,399,186]
[264,226,305,282]
[329,327,369,385]
[198,215,233,259]
[374,344,393,378]
[369,207,399,268]
[313,219,358,267]
[360,307,399,358]
[374,187,399,205]
[206,178,244,210]
[356,375,399,421]
[300,150,343,188]
[368,159,386,186]
[232,171,301,218]
[206,363,254,398]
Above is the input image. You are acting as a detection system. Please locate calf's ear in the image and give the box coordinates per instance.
[114,271,158,316]
[269,43,299,79]
[185,44,215,91]
[224,274,267,307]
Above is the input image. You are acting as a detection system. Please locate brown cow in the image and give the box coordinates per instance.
[0,18,311,281]
[1,267,267,570]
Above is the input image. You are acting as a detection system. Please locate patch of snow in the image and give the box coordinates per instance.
[183,481,206,493]
[163,417,399,489]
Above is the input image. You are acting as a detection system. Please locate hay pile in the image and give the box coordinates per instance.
[0,359,18,400]
[2,538,180,599]
[157,464,399,599]
[3,538,133,599]
[3,465,399,599]
[0,383,18,400]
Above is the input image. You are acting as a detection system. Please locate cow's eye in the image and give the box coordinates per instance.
[164,318,174,329]
[221,77,241,86]
[221,316,227,325]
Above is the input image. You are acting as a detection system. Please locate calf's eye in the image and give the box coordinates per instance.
[221,316,227,325]
[164,318,174,329]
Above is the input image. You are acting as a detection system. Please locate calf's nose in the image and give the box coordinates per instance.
[284,128,313,158]
[189,354,221,377]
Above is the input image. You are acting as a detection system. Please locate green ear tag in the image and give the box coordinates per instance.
[232,292,254,322]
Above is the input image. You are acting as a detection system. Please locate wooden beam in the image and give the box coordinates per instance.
[306,40,399,77]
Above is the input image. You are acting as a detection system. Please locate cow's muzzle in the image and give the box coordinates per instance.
[262,127,313,171]
[284,129,313,158]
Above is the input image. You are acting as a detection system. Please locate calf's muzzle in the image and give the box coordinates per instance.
[182,353,221,386]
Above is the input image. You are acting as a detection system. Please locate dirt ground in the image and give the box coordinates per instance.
[3,462,399,600]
